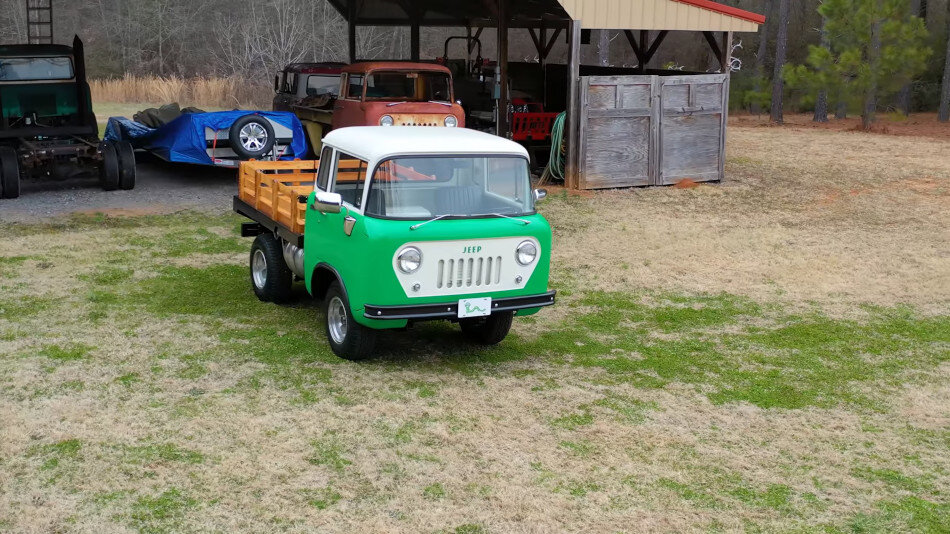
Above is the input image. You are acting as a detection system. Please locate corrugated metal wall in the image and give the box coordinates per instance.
[557,0,760,32]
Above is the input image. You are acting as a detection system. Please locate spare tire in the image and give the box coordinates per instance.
[0,146,20,199]
[229,115,275,160]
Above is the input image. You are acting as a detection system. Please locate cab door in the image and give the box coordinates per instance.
[304,147,367,295]
[331,73,365,128]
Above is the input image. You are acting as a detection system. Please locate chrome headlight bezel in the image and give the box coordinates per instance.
[396,246,422,274]
[515,240,538,266]
[380,115,395,126]
[444,115,458,127]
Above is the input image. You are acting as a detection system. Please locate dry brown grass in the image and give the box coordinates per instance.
[543,125,950,316]
[90,75,272,110]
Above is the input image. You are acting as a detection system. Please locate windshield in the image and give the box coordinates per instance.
[364,71,451,101]
[0,56,73,81]
[365,156,533,219]
[306,74,339,96]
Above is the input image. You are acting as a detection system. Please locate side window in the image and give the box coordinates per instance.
[345,74,363,100]
[332,152,367,209]
[287,73,298,94]
[316,146,334,191]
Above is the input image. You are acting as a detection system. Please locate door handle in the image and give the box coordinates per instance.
[343,215,356,236]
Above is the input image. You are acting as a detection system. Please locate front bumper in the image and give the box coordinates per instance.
[364,291,556,321]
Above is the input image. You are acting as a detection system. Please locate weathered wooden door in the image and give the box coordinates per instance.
[657,74,729,185]
[577,76,658,189]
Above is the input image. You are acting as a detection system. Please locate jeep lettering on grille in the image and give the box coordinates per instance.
[462,246,482,254]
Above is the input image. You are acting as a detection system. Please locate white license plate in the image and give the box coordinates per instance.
[458,297,491,318]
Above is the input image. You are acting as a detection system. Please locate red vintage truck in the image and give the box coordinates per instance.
[273,62,465,155]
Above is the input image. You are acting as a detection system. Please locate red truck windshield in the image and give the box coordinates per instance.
[364,71,451,102]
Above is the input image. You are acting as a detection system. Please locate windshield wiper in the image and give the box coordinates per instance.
[488,213,531,225]
[385,101,408,107]
[409,213,456,230]
[427,100,452,106]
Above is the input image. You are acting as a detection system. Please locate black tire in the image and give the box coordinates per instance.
[229,115,275,160]
[115,140,136,190]
[324,281,376,361]
[460,311,514,345]
[0,146,20,199]
[249,234,294,303]
[99,142,120,191]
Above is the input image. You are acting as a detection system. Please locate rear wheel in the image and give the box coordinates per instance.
[324,281,376,361]
[99,142,120,191]
[0,146,20,199]
[249,234,294,303]
[460,311,514,345]
[115,141,136,190]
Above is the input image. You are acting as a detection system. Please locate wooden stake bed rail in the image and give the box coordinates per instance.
[238,159,322,234]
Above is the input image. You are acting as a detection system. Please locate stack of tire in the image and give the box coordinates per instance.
[0,140,136,199]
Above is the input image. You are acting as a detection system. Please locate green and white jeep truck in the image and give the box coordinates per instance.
[234,126,555,360]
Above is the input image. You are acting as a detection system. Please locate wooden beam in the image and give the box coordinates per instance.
[565,19,582,189]
[643,30,669,64]
[347,0,357,63]
[543,27,562,59]
[496,0,509,137]
[528,27,543,59]
[410,18,420,60]
[703,31,723,67]
[624,30,646,69]
[470,26,484,53]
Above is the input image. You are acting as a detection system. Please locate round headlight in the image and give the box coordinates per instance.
[444,115,458,127]
[397,246,422,274]
[380,115,395,126]
[515,240,538,266]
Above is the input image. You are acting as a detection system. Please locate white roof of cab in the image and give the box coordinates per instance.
[322,126,529,163]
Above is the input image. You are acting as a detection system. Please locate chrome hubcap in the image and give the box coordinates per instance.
[327,296,347,344]
[240,122,268,151]
[251,249,267,289]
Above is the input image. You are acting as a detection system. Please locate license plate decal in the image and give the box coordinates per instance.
[458,297,491,318]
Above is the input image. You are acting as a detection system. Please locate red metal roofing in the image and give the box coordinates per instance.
[672,0,766,24]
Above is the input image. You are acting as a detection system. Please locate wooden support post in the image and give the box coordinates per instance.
[496,0,509,138]
[410,11,420,61]
[720,31,733,72]
[347,1,357,63]
[542,28,562,59]
[639,30,649,72]
[565,19,581,189]
[643,30,669,65]
[624,30,646,69]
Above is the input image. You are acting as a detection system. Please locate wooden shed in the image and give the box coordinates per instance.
[321,0,765,189]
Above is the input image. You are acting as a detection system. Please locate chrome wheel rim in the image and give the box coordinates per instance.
[251,249,267,289]
[239,122,268,152]
[327,296,347,344]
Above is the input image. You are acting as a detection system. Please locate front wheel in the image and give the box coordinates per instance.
[460,312,514,345]
[324,282,376,361]
[0,146,20,199]
[99,142,120,191]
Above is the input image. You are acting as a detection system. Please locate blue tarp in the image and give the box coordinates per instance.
[104,110,308,166]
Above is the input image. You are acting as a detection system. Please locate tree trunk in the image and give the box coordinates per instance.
[770,0,789,123]
[814,11,829,123]
[939,18,950,122]
[863,3,882,130]
[751,0,771,115]
[835,100,847,119]
[897,0,923,115]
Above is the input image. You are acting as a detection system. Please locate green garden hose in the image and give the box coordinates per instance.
[541,111,566,183]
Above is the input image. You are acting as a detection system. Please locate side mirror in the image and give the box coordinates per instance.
[313,191,342,214]
[533,188,547,203]
[274,74,280,93]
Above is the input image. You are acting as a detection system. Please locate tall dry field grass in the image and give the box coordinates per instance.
[90,75,272,110]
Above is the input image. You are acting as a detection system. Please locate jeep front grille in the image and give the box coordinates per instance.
[436,256,503,289]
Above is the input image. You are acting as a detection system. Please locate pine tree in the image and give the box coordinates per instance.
[784,0,931,129]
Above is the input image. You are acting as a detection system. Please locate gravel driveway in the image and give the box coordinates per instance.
[0,153,237,223]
